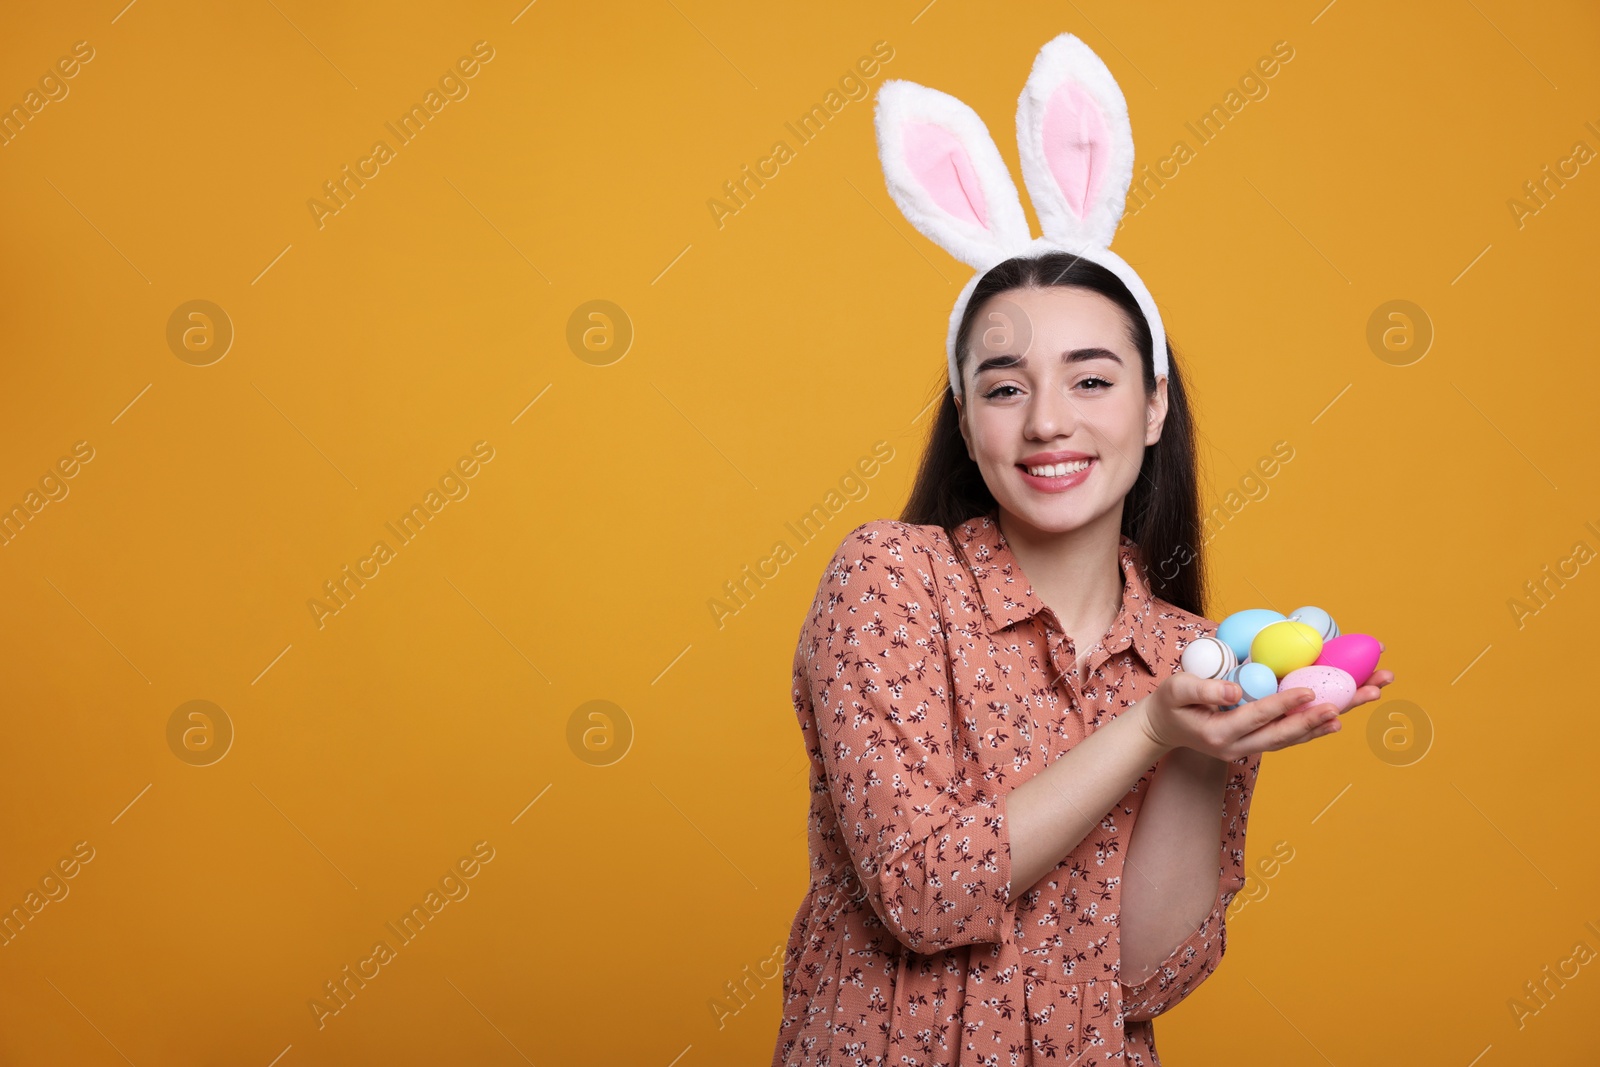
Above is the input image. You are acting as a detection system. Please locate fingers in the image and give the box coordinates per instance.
[1170,670,1241,709]
[1290,704,1340,744]
[1207,666,1395,756]
[1301,705,1342,741]
[1205,687,1318,755]
[1347,670,1395,710]
[1345,685,1382,711]
[1232,686,1317,729]
[1236,700,1340,752]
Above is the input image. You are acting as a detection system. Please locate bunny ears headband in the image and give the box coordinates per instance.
[873,33,1169,394]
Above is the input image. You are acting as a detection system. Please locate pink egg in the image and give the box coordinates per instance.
[1279,665,1358,712]
[1314,634,1382,685]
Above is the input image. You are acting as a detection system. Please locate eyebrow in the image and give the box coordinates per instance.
[972,348,1125,376]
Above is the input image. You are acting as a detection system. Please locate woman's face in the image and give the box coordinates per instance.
[953,285,1169,539]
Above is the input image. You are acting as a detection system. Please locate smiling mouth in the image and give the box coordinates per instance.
[1019,459,1092,477]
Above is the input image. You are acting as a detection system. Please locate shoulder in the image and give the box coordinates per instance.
[801,519,953,627]
[818,519,952,584]
[797,520,952,656]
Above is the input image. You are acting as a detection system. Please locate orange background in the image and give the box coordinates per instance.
[1,1,1597,1064]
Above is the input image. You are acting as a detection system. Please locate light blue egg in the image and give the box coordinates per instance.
[1289,605,1340,641]
[1237,661,1279,702]
[1215,608,1287,662]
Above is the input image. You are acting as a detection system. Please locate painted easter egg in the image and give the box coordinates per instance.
[1279,665,1358,712]
[1315,633,1382,685]
[1216,608,1287,662]
[1235,661,1280,702]
[1250,620,1323,678]
[1221,660,1279,710]
[1289,605,1340,642]
[1181,636,1237,679]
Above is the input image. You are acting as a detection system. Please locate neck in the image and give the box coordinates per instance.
[996,504,1125,643]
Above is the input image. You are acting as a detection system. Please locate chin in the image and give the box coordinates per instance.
[1000,495,1094,535]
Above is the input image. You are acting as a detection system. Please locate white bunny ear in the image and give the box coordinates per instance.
[1015,33,1136,250]
[874,78,1032,270]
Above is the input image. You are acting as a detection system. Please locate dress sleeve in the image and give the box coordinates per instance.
[1119,749,1263,1021]
[800,521,1017,955]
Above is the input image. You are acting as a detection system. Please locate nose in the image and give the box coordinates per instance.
[1024,378,1080,440]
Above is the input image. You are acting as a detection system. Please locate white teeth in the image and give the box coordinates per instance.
[1025,459,1091,477]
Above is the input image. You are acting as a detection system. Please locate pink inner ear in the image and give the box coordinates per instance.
[1042,82,1109,221]
[903,121,990,230]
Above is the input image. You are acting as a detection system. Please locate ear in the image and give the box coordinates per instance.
[1144,374,1169,447]
[951,390,975,458]
[875,78,1032,270]
[1014,33,1137,250]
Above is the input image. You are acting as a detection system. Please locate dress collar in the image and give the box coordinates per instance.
[951,510,1160,675]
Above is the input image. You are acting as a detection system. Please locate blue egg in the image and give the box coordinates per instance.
[1215,608,1287,662]
[1289,605,1340,641]
[1220,659,1279,710]
[1237,661,1278,702]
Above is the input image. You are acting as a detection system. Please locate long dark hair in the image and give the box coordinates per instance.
[899,252,1208,617]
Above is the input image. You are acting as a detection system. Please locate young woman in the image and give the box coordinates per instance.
[770,253,1395,1065]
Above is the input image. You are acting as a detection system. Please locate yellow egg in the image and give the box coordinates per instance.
[1250,620,1323,678]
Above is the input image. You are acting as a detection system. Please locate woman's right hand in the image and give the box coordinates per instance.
[1135,670,1341,760]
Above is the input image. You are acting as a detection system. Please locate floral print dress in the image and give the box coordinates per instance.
[772,512,1261,1066]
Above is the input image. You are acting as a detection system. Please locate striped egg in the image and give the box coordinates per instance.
[1289,605,1340,642]
[1180,635,1237,680]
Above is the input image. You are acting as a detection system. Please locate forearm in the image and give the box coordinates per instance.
[1007,702,1172,896]
[1118,746,1230,984]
